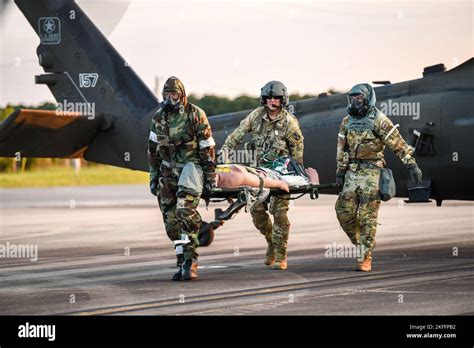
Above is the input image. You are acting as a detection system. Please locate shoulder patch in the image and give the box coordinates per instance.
[377,112,392,130]
[292,131,301,141]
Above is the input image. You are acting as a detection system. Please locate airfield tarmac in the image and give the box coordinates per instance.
[0,184,473,315]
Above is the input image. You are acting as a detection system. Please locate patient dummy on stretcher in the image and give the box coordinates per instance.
[215,157,319,192]
[196,157,321,241]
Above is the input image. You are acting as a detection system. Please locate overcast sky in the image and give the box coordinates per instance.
[0,0,472,107]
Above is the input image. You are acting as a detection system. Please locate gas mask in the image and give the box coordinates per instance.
[161,96,181,113]
[348,98,368,118]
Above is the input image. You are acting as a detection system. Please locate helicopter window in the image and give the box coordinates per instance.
[409,127,435,156]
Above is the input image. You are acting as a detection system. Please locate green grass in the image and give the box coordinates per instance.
[0,166,149,188]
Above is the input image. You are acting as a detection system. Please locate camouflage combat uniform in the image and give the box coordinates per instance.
[147,77,216,270]
[335,84,418,261]
[221,106,304,264]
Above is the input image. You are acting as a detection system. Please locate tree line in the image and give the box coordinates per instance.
[0,91,340,172]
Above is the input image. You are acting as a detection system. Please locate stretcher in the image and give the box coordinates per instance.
[197,183,337,247]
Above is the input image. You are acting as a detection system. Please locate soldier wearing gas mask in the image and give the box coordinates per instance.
[335,83,423,272]
[147,76,216,281]
[220,81,304,270]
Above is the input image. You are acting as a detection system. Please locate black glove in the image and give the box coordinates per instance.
[150,178,159,196]
[203,173,217,197]
[407,164,423,185]
[203,180,216,197]
[336,170,346,188]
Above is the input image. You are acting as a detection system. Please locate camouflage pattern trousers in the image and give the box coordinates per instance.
[335,167,381,259]
[158,170,202,262]
[251,195,290,261]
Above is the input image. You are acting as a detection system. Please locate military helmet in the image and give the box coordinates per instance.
[260,80,289,107]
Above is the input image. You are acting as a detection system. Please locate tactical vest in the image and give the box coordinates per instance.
[251,109,292,164]
[346,111,377,132]
[345,110,386,162]
[153,105,200,167]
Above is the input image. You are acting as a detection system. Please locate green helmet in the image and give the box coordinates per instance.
[260,80,289,107]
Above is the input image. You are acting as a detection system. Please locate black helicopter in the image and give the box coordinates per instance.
[1,0,473,212]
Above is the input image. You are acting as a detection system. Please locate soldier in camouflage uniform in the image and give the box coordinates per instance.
[221,81,304,270]
[148,76,216,281]
[335,83,423,272]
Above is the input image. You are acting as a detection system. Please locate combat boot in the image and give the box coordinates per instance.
[264,241,275,266]
[182,258,198,280]
[272,259,288,270]
[356,256,372,272]
[271,212,289,270]
[172,254,184,281]
[272,247,288,270]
